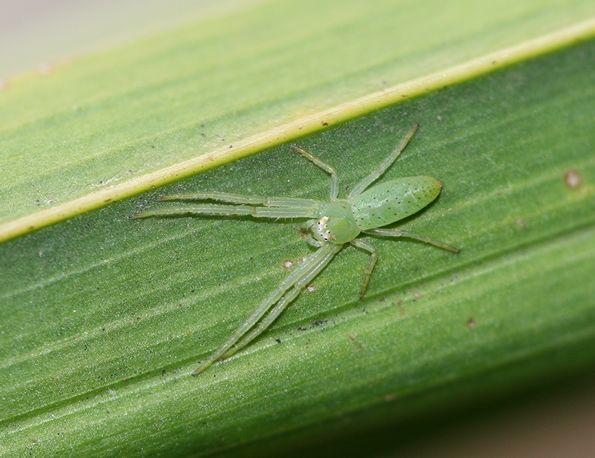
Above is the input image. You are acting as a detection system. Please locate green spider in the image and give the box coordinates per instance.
[135,124,459,375]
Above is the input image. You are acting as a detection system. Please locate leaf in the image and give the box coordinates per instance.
[1,0,594,240]
[1,2,595,457]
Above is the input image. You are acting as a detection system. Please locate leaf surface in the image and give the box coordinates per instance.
[1,38,594,455]
[1,0,594,240]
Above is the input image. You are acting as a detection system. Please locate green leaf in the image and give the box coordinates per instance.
[1,0,594,240]
[1,2,595,457]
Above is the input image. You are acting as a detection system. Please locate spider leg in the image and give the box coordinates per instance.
[192,243,342,375]
[296,219,322,248]
[222,243,342,360]
[365,228,459,253]
[132,203,322,220]
[160,192,268,205]
[349,124,419,198]
[159,192,321,209]
[298,219,317,236]
[291,145,339,200]
[350,239,378,298]
[305,235,323,248]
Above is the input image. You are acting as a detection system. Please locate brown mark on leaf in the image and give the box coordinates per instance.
[298,319,328,332]
[515,217,527,230]
[564,169,582,189]
[396,298,405,316]
[384,393,396,402]
[467,317,476,329]
[348,334,365,352]
[321,121,329,127]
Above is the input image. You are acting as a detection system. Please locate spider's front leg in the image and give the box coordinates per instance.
[132,202,322,220]
[221,242,343,361]
[192,243,342,375]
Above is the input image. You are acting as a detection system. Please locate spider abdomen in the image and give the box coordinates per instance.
[351,177,442,230]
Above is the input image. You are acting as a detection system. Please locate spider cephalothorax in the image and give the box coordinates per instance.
[135,124,459,376]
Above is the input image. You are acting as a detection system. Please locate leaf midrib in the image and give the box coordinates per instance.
[1,19,594,242]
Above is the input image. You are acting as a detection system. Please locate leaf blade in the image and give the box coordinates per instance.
[1,1,594,239]
[1,40,594,455]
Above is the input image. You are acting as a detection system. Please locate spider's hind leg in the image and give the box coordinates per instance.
[365,228,459,253]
